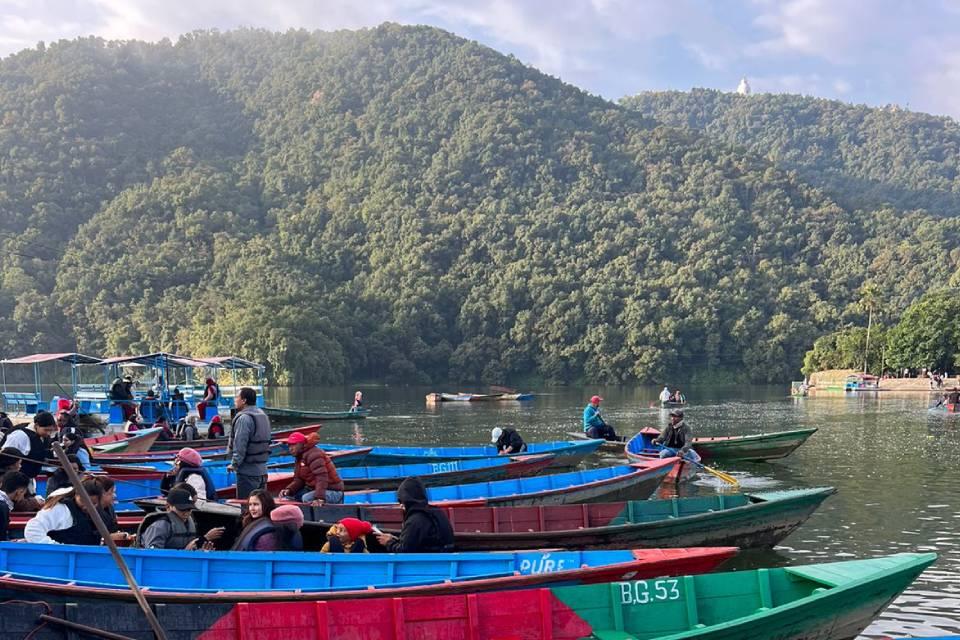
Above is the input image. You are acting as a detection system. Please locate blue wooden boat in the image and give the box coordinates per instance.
[342,459,677,506]
[320,438,604,468]
[0,541,736,603]
[36,471,238,510]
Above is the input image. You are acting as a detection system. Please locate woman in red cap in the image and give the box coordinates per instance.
[321,517,373,553]
[278,432,344,504]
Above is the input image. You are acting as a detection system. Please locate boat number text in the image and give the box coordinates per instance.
[619,579,681,605]
[429,461,461,473]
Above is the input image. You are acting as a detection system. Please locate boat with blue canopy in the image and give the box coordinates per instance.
[0,352,103,418]
[0,542,736,603]
[319,438,605,468]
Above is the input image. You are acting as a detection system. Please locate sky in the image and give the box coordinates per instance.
[2,0,960,118]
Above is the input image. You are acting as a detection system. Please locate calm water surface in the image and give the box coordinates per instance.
[268,385,960,637]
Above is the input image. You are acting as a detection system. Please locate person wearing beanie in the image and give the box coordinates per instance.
[376,477,455,553]
[321,517,373,553]
[160,448,216,500]
[243,504,305,552]
[278,432,345,504]
[24,477,105,545]
[582,395,617,441]
[206,415,225,439]
[491,427,526,455]
[0,410,56,482]
[137,484,224,550]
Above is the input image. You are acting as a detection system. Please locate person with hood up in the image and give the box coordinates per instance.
[277,431,344,504]
[160,447,216,500]
[376,477,454,553]
[206,415,225,439]
[321,517,373,553]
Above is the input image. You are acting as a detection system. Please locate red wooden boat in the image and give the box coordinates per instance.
[84,428,163,453]
[146,424,323,451]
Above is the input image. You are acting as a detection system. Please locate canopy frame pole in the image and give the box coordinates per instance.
[51,442,168,640]
[33,362,41,404]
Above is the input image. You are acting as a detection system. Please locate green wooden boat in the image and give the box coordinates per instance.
[637,427,818,462]
[263,406,369,420]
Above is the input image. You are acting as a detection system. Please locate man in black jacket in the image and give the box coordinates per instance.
[375,476,454,552]
[491,427,526,454]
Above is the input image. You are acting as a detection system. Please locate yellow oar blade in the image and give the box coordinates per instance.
[701,463,740,487]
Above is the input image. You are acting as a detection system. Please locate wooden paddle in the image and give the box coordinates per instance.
[643,442,740,487]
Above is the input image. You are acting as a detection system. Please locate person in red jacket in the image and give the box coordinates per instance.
[277,432,344,504]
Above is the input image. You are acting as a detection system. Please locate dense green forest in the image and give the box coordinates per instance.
[1,25,958,384]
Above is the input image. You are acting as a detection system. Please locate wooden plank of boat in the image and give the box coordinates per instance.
[146,423,323,451]
[320,438,604,468]
[565,431,626,452]
[161,486,835,552]
[637,426,818,461]
[263,407,369,420]
[0,542,736,604]
[87,427,163,454]
[0,553,935,638]
[340,459,678,507]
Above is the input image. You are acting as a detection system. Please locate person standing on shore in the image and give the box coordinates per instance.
[226,387,271,499]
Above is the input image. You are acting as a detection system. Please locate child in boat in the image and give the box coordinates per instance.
[321,517,373,553]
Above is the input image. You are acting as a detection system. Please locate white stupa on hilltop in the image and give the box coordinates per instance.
[736,77,751,95]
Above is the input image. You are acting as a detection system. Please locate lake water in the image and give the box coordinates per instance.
[268,384,960,638]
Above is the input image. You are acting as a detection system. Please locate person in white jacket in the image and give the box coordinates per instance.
[24,478,104,545]
[659,386,672,403]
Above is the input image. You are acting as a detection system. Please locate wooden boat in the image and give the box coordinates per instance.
[263,406,369,420]
[92,442,285,465]
[566,431,626,452]
[146,423,322,452]
[334,453,556,490]
[0,542,736,604]
[98,447,373,478]
[439,392,504,402]
[498,393,534,401]
[845,373,881,391]
[161,486,835,552]
[0,553,935,638]
[340,459,678,507]
[84,427,163,454]
[320,438,604,467]
[635,426,818,461]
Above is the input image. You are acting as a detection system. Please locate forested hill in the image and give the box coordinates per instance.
[621,89,960,216]
[1,26,958,385]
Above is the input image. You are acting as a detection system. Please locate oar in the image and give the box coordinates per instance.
[643,445,740,487]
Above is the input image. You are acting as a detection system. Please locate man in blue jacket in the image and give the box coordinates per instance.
[583,395,618,441]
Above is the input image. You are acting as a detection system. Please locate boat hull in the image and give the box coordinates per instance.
[639,426,818,461]
[146,424,322,451]
[85,427,163,454]
[0,554,933,639]
[263,407,369,420]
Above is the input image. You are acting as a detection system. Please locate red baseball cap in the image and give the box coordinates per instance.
[283,432,307,445]
[590,395,603,404]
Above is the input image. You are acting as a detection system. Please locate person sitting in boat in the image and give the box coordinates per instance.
[230,488,278,550]
[0,471,30,541]
[198,377,220,422]
[1,410,56,487]
[60,431,91,469]
[659,386,672,403]
[278,431,345,504]
[123,414,141,433]
[109,375,138,421]
[44,454,85,495]
[946,388,960,406]
[0,411,13,437]
[54,408,79,437]
[351,390,363,412]
[376,476,455,553]
[24,478,105,545]
[322,517,373,553]
[177,415,201,441]
[491,427,526,454]
[582,395,618,441]
[671,390,685,404]
[153,415,176,441]
[256,504,305,551]
[96,476,133,544]
[160,447,217,501]
[206,415,225,439]
[137,484,224,550]
[652,410,701,464]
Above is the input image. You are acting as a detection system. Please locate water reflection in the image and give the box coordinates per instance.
[268,385,960,636]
